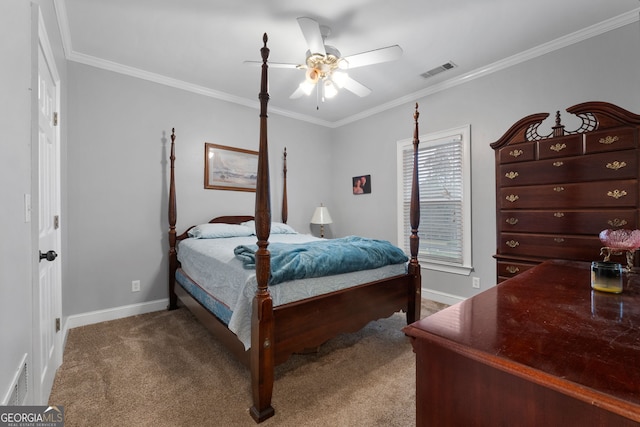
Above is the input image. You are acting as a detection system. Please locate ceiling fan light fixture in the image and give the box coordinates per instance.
[332,71,349,88]
[323,80,338,99]
[337,58,349,70]
[299,80,315,96]
[305,68,320,84]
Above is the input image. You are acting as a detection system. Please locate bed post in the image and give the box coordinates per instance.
[281,148,288,224]
[407,104,422,324]
[168,128,178,310]
[250,33,276,423]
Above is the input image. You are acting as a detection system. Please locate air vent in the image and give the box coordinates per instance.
[421,61,457,78]
[4,357,28,405]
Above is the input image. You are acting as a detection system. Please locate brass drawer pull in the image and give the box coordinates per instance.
[509,149,523,158]
[599,135,619,145]
[506,240,519,248]
[606,161,626,170]
[506,217,518,225]
[554,212,565,218]
[554,238,565,243]
[553,161,564,167]
[506,194,519,202]
[550,143,567,152]
[608,218,628,227]
[506,266,520,274]
[553,186,565,192]
[505,171,519,179]
[607,189,627,199]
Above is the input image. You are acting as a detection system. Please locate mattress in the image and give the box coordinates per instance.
[176,233,407,349]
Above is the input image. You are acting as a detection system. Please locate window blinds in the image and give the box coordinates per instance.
[402,135,464,264]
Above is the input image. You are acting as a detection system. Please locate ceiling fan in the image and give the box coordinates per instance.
[245,17,402,102]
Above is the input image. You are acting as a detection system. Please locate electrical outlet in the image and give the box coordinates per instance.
[472,277,480,289]
[132,280,141,292]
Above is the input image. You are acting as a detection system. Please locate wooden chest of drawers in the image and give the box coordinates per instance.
[491,102,640,282]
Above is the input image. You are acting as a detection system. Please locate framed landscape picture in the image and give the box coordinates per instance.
[204,143,258,192]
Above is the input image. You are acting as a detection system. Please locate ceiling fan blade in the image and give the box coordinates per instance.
[297,17,326,56]
[342,45,403,69]
[342,76,371,97]
[243,60,300,69]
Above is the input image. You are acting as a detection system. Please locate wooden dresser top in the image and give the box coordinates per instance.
[404,260,640,420]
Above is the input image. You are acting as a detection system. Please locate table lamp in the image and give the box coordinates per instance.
[310,204,333,238]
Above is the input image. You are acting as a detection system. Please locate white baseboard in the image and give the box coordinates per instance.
[62,299,169,346]
[422,288,466,306]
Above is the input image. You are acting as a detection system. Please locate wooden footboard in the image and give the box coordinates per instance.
[272,274,420,365]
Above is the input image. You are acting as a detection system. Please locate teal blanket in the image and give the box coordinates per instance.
[234,236,408,285]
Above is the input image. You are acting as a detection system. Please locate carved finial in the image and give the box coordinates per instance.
[261,33,270,64]
[413,103,420,142]
[552,110,565,137]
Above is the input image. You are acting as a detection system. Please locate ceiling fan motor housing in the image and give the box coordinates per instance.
[305,45,347,81]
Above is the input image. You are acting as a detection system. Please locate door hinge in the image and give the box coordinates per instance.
[55,318,61,332]
[54,215,59,229]
[53,112,58,126]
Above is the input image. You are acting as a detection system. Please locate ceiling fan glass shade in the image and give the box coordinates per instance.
[299,80,315,96]
[305,67,320,84]
[323,80,338,99]
[332,71,349,88]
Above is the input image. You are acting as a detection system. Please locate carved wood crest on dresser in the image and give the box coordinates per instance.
[490,102,640,282]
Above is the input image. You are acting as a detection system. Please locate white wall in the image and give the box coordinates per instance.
[0,0,33,403]
[64,63,332,317]
[331,22,640,302]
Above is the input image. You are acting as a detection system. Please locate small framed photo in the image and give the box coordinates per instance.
[352,174,371,195]
[205,143,258,192]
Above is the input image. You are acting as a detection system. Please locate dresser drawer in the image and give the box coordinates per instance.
[500,209,638,234]
[538,135,582,159]
[585,127,637,154]
[498,141,535,164]
[500,179,638,209]
[498,150,637,186]
[497,260,537,279]
[499,233,602,261]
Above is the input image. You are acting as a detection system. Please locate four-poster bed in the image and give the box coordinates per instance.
[167,34,423,423]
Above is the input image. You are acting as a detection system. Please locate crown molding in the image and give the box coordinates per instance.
[333,7,640,128]
[54,1,639,128]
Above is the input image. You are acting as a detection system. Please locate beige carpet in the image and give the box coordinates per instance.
[50,299,447,426]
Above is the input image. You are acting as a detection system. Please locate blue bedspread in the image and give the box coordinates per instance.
[234,236,408,285]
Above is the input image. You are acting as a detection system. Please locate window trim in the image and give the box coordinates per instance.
[396,124,472,275]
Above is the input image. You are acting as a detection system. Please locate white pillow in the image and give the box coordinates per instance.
[187,223,253,239]
[241,220,297,235]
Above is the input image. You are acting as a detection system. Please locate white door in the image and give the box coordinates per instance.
[34,17,62,404]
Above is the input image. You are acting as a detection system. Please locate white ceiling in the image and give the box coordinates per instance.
[57,0,640,127]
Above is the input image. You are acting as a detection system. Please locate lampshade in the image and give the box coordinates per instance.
[310,205,333,225]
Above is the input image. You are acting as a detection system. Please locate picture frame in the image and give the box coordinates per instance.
[204,143,259,192]
[352,174,371,195]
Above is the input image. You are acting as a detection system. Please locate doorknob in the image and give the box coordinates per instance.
[39,250,58,262]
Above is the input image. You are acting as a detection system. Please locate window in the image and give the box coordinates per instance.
[397,125,472,275]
